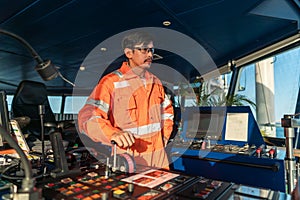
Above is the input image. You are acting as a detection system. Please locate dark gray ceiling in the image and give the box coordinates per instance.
[0,0,299,94]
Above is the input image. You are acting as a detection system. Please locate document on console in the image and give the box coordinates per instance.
[121,169,179,188]
[225,113,248,142]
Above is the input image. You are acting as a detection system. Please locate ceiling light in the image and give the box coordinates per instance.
[163,20,171,26]
[79,65,86,71]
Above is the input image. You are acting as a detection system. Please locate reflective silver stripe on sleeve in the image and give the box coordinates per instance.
[82,116,102,133]
[161,94,171,108]
[114,81,130,88]
[161,113,174,120]
[86,99,109,113]
[89,115,103,120]
[112,70,123,78]
[124,122,161,135]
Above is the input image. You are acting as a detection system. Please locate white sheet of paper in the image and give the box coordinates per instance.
[121,169,179,188]
[225,113,248,141]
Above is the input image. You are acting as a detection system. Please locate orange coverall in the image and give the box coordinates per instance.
[78,62,174,169]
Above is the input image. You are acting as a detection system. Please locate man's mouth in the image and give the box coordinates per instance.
[144,58,152,64]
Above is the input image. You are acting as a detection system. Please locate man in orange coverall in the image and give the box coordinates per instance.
[78,31,174,170]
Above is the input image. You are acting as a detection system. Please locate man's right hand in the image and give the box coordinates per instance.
[111,131,135,148]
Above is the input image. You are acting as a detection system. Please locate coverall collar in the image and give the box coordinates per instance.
[120,62,153,80]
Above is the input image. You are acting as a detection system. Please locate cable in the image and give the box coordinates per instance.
[0,29,75,86]
[0,126,34,192]
[1,162,23,180]
[1,161,47,181]
[58,71,75,87]
[0,29,43,64]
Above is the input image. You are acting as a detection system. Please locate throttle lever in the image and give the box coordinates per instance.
[111,140,118,172]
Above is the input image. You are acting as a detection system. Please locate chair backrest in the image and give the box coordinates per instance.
[11,80,56,136]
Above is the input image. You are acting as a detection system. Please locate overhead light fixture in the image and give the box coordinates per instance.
[0,29,74,86]
[163,20,171,26]
[79,65,86,71]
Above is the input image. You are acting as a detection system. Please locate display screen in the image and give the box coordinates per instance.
[185,109,224,140]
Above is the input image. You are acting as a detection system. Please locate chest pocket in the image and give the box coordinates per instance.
[113,87,137,128]
[148,91,163,123]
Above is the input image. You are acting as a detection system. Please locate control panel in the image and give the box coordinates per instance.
[170,106,286,192]
[40,168,201,199]
[39,166,283,200]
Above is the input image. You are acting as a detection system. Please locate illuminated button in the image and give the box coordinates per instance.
[200,190,210,195]
[46,183,55,187]
[73,187,82,193]
[74,183,84,187]
[161,183,173,191]
[211,181,222,188]
[88,180,95,184]
[82,186,90,190]
[75,194,85,199]
[68,186,75,190]
[95,182,102,186]
[56,187,67,192]
[64,190,74,196]
[91,194,101,199]
[205,187,214,192]
[105,185,112,190]
[87,172,98,177]
[112,187,119,191]
[113,189,126,198]
[92,190,100,193]
[118,184,126,189]
[61,178,73,184]
[195,193,207,198]
[82,197,93,200]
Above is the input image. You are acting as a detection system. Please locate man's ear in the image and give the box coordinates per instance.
[124,48,133,58]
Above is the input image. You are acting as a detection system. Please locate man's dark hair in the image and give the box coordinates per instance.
[122,31,154,49]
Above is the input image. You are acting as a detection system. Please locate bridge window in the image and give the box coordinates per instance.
[237,46,300,138]
[64,96,88,114]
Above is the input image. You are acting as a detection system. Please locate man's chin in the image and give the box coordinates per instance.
[140,63,151,69]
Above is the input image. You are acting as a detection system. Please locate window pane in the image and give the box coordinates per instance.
[173,73,232,108]
[7,95,14,112]
[236,46,300,138]
[48,96,62,113]
[64,96,88,114]
[196,73,231,107]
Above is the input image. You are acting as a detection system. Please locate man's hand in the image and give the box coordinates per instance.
[111,131,135,148]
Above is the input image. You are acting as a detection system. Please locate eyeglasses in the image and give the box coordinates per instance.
[134,47,155,54]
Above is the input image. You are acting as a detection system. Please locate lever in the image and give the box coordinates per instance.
[111,140,118,172]
[105,157,109,179]
[269,146,277,159]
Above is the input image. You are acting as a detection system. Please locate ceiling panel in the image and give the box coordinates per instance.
[0,0,298,94]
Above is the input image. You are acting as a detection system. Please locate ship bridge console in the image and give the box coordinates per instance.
[170,106,286,192]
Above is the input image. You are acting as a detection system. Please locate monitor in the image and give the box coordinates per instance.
[184,107,225,140]
[0,90,11,147]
